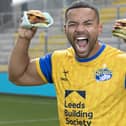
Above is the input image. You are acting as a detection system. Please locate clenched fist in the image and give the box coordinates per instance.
[18,27,37,40]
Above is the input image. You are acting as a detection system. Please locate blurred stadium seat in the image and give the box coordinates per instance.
[0,0,126,72]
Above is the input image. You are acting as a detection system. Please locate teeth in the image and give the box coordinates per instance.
[77,37,87,40]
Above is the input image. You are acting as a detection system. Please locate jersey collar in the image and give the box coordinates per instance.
[76,43,106,62]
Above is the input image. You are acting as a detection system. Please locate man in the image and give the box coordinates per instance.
[8,1,126,126]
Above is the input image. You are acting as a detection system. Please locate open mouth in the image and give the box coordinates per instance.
[75,37,88,53]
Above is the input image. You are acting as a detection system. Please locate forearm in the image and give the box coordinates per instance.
[8,37,31,81]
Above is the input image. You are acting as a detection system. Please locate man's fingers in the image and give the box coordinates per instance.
[31,27,37,32]
[18,27,37,40]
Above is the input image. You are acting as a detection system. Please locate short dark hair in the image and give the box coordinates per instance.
[65,0,100,23]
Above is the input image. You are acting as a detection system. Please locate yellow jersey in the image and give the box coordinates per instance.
[36,43,126,126]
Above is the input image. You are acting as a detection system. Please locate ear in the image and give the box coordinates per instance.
[98,23,103,35]
[64,24,66,33]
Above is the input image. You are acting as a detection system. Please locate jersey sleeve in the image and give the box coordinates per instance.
[36,53,53,83]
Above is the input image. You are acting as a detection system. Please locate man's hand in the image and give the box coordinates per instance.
[18,27,37,40]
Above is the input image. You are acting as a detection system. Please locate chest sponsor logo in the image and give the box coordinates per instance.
[65,90,86,98]
[64,90,93,126]
[95,68,112,81]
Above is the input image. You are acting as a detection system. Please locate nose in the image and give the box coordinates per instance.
[75,24,86,33]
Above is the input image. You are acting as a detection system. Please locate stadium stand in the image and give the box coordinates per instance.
[100,0,126,24]
[0,0,126,72]
[113,0,126,5]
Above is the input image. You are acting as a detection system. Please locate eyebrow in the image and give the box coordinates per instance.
[84,19,94,23]
[68,19,94,24]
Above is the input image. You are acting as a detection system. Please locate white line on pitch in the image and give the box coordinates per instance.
[0,117,58,125]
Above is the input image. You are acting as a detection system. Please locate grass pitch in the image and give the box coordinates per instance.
[0,94,59,126]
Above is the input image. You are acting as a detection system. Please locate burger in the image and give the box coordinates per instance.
[112,18,126,40]
[27,10,49,24]
[21,9,53,28]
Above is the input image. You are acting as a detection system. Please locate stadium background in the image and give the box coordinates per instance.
[0,0,126,125]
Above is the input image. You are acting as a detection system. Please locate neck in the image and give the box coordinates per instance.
[75,42,106,62]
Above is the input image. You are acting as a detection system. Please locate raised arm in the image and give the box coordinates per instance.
[8,27,44,85]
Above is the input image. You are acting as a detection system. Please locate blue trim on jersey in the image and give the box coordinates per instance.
[124,75,126,88]
[39,53,53,83]
[76,43,106,62]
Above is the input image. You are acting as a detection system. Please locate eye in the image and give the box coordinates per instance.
[84,21,93,26]
[85,22,93,26]
[68,22,77,27]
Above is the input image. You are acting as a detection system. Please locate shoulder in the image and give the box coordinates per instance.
[106,44,126,61]
[105,44,126,55]
[50,47,75,66]
[52,47,74,58]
